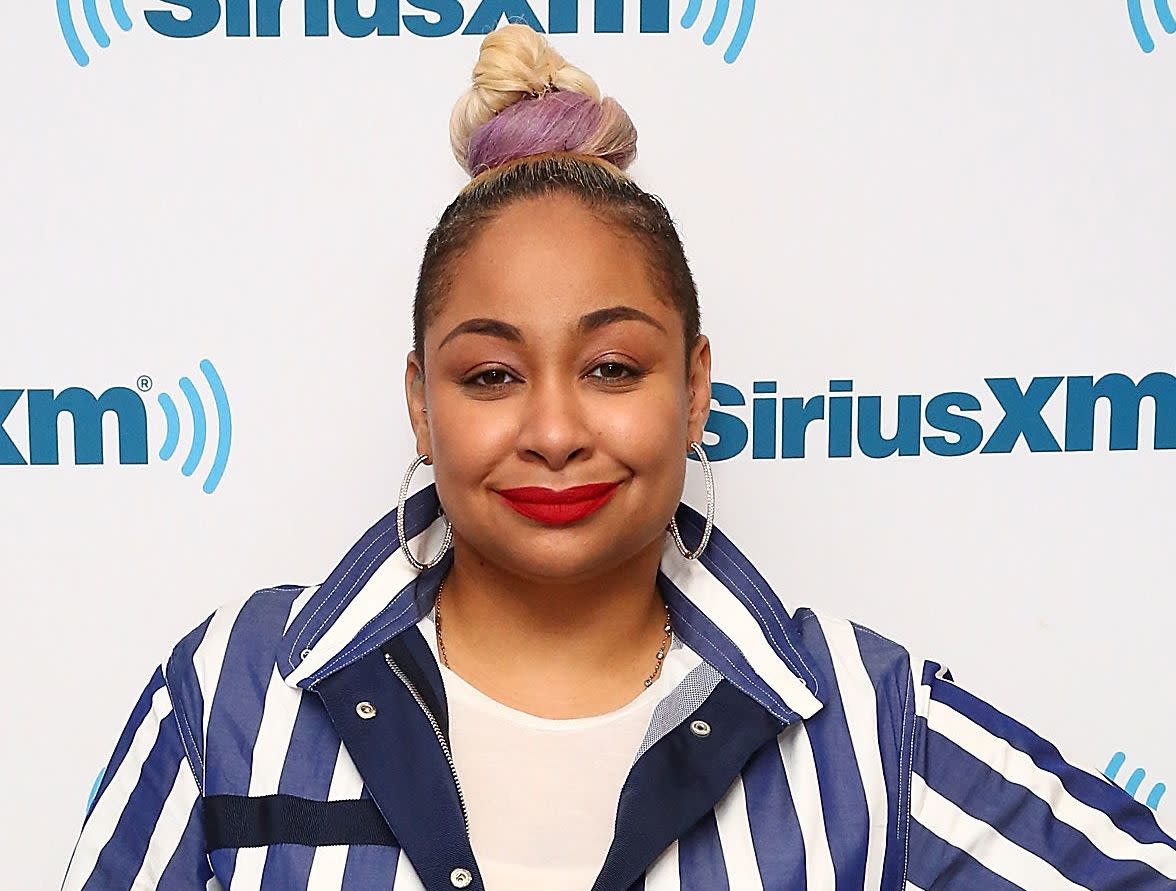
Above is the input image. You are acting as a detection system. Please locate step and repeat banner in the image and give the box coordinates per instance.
[3,1,1173,883]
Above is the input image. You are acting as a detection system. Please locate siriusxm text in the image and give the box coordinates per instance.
[704,374,1176,460]
[144,0,672,38]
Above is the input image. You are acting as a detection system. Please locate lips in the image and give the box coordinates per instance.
[496,482,621,526]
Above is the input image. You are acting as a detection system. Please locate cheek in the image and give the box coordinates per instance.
[430,408,514,478]
[600,393,687,467]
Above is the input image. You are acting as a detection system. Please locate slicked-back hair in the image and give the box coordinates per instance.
[412,152,701,379]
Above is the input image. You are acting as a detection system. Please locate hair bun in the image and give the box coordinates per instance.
[449,23,637,176]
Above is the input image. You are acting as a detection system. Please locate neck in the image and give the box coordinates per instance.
[434,533,670,718]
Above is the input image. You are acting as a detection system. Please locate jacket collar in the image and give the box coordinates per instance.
[278,484,825,723]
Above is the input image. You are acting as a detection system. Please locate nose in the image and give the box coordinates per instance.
[515,374,593,470]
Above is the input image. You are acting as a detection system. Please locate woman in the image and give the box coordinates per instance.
[62,24,1174,891]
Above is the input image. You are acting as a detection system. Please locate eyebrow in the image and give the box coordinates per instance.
[436,305,667,352]
[437,318,522,352]
[581,306,667,336]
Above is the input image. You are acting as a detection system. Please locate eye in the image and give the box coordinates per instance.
[588,361,642,383]
[464,367,518,389]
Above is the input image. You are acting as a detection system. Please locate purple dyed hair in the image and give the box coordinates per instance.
[466,91,634,176]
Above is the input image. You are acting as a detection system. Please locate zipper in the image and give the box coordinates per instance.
[383,651,470,833]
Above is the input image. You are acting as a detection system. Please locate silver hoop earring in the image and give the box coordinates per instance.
[668,441,715,561]
[397,453,453,571]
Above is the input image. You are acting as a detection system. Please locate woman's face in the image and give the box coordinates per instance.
[405,191,711,583]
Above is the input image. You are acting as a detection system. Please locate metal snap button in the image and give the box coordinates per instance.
[356,701,377,720]
[450,867,473,887]
[690,720,711,738]
[300,648,312,660]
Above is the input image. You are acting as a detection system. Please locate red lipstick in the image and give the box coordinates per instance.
[496,482,621,526]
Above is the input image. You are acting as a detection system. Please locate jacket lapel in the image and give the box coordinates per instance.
[591,676,788,891]
[588,515,824,889]
[313,630,480,891]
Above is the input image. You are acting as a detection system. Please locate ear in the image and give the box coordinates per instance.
[404,350,433,461]
[685,334,712,447]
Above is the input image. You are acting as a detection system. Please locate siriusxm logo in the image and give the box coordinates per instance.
[1128,0,1176,52]
[56,0,133,65]
[1105,751,1167,810]
[699,371,1176,461]
[0,359,232,494]
[57,0,755,67]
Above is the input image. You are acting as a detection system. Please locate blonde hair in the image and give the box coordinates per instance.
[448,23,638,176]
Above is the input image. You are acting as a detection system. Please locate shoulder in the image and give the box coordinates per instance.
[790,606,947,715]
[160,582,316,700]
[152,584,317,787]
[792,606,918,675]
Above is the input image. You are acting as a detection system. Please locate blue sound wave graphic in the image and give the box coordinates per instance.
[1128,0,1176,52]
[157,359,232,495]
[1105,751,1167,810]
[56,0,133,67]
[681,0,755,64]
[85,765,105,816]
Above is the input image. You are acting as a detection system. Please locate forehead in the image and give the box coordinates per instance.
[433,192,678,338]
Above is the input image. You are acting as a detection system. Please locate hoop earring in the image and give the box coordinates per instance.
[397,453,453,571]
[668,441,715,561]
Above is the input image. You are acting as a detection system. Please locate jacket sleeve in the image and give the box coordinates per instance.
[60,663,218,890]
[905,659,1176,889]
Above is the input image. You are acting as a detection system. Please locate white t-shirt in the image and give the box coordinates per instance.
[420,607,701,891]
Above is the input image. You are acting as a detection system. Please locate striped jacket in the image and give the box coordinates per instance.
[63,483,1176,890]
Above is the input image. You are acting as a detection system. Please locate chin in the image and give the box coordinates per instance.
[518,537,618,577]
[488,532,642,582]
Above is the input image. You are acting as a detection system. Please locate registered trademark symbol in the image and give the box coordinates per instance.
[137,375,153,392]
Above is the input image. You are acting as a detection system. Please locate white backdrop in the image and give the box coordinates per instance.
[3,1,1173,884]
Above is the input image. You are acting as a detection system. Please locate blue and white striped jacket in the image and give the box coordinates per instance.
[63,484,1176,890]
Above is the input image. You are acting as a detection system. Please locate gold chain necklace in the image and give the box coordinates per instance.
[434,575,674,689]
